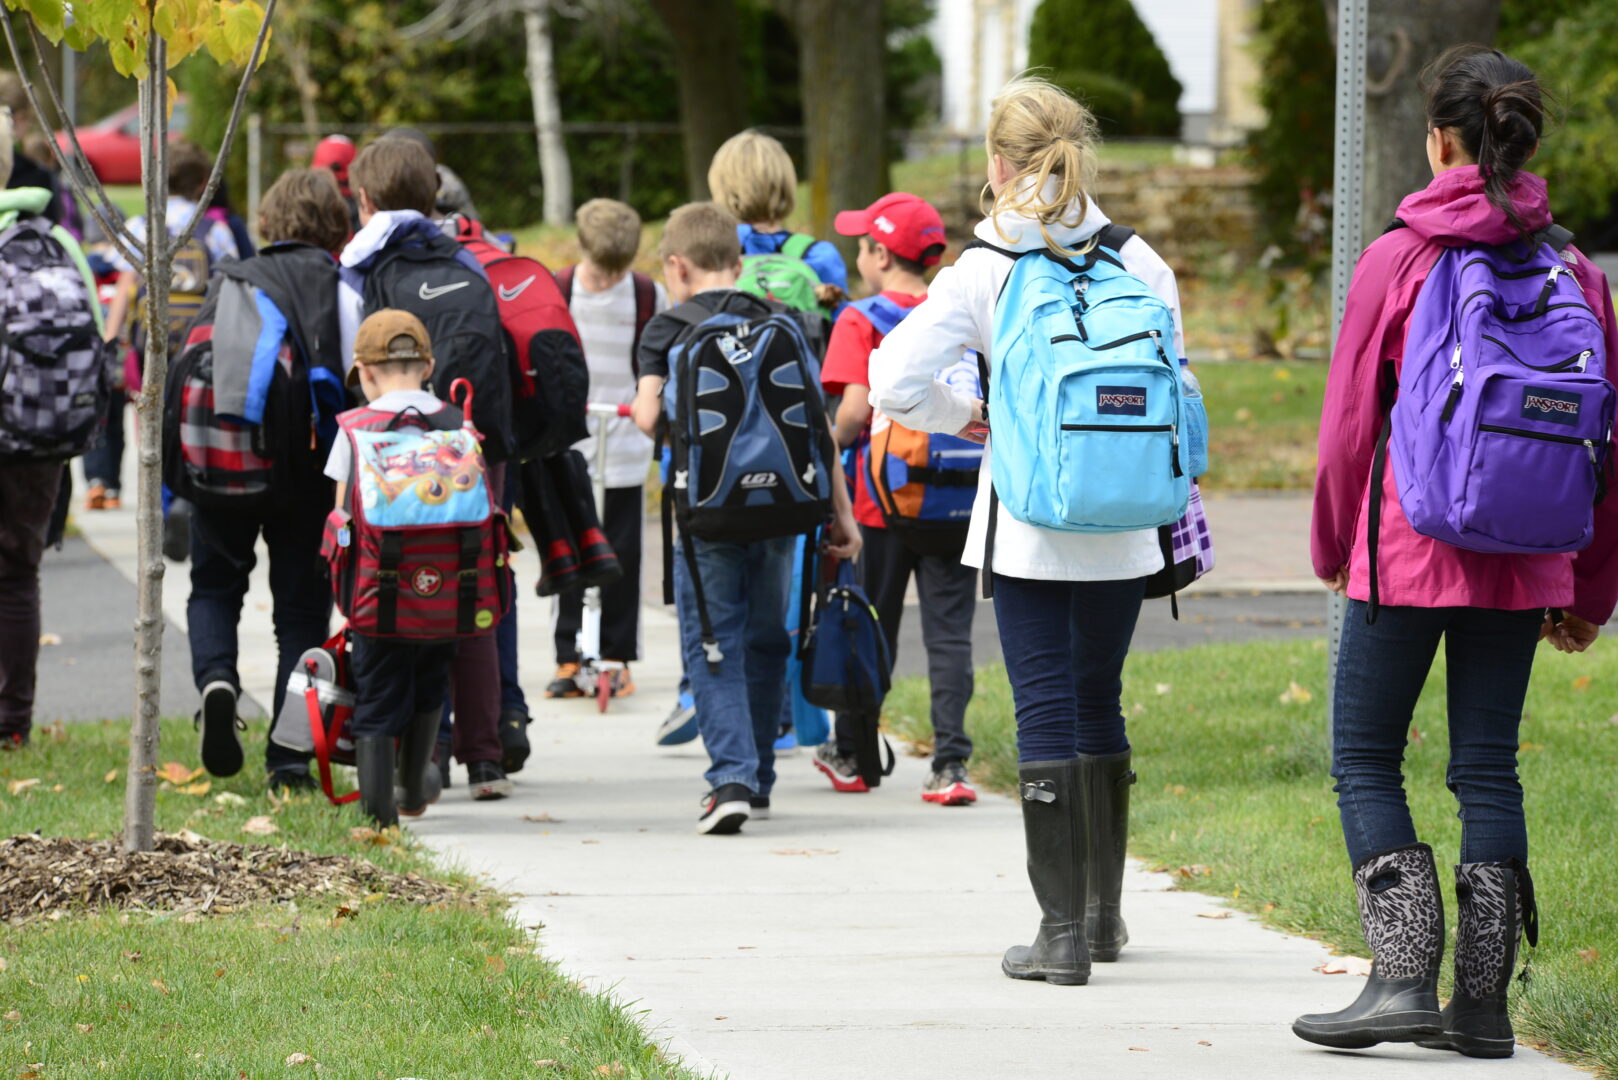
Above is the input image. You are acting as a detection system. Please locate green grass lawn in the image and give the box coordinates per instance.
[1195,360,1326,490]
[885,638,1618,1077]
[0,719,698,1080]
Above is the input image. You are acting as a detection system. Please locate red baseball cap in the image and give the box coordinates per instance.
[834,192,946,267]
[312,134,356,191]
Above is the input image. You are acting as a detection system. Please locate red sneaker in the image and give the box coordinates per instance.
[921,761,977,806]
[813,743,869,793]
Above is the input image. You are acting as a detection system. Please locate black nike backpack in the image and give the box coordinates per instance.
[361,234,515,461]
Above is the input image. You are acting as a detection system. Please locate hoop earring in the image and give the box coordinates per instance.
[980,181,996,218]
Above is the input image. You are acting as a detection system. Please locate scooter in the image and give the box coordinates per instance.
[572,402,633,712]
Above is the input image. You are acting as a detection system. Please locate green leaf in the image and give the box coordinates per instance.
[106,34,141,78]
[21,0,65,42]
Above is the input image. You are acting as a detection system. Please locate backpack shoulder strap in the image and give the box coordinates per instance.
[782,233,815,260]
[1536,223,1575,253]
[631,271,657,359]
[848,294,908,338]
[961,238,1019,260]
[1095,224,1137,251]
[555,264,575,305]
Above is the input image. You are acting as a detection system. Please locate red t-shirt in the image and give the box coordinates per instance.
[821,290,927,529]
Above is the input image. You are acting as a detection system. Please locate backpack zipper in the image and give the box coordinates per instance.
[1535,265,1564,315]
[1480,424,1599,462]
[1062,422,1183,477]
[1480,334,1593,372]
[1439,343,1467,422]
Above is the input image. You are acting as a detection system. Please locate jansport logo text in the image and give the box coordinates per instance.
[1096,385,1149,416]
[1521,386,1583,426]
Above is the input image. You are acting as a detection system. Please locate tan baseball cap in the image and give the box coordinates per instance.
[348,309,434,387]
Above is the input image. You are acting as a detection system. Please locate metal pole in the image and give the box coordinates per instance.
[61,43,76,125]
[246,113,262,247]
[1326,0,1370,740]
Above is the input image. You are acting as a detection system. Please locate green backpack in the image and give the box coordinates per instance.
[736,232,822,313]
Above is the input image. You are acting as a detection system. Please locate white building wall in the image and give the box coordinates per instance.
[930,0,1218,134]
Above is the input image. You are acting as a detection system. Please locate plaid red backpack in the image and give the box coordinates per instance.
[322,380,512,639]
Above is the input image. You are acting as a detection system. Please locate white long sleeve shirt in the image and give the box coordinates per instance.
[868,190,1184,582]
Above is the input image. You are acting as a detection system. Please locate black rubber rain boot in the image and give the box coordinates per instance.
[1418,861,1536,1058]
[1001,759,1090,986]
[1294,842,1444,1048]
[1080,750,1136,962]
[397,709,443,817]
[355,736,398,828]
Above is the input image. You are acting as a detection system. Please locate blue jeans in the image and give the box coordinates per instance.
[1333,600,1541,867]
[992,573,1145,762]
[187,498,330,773]
[673,535,795,795]
[81,388,125,489]
[495,473,527,715]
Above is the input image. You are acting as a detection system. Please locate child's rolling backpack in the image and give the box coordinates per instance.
[849,294,984,555]
[1370,221,1615,619]
[737,232,822,314]
[269,628,359,806]
[0,208,112,461]
[456,218,590,460]
[323,381,512,639]
[800,559,895,787]
[660,294,837,668]
[974,225,1189,594]
[361,231,516,462]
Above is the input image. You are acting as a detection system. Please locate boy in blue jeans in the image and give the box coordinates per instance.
[631,203,860,834]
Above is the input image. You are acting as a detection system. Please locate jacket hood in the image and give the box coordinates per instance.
[1393,167,1552,248]
[973,176,1110,252]
[339,209,443,270]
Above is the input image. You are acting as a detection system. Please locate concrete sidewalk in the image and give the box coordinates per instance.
[63,448,1576,1080]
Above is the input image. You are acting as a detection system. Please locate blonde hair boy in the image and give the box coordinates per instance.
[575,198,643,277]
[707,130,797,227]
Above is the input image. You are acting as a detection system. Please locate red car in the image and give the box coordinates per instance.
[57,97,190,186]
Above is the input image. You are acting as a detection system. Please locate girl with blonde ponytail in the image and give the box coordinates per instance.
[868,75,1187,987]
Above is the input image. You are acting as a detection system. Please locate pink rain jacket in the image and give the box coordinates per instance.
[1312,167,1618,624]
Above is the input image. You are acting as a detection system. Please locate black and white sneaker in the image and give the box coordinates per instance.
[749,796,771,821]
[197,680,245,777]
[697,783,751,835]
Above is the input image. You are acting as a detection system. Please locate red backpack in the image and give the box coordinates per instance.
[455,218,588,460]
[322,383,512,639]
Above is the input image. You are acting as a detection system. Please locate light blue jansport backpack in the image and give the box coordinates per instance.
[973,225,1189,568]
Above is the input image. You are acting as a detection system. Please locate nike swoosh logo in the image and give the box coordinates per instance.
[498,275,536,302]
[418,280,470,301]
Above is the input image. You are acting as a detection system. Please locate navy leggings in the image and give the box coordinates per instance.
[992,573,1145,762]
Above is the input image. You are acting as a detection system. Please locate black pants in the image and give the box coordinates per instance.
[349,636,455,740]
[187,494,331,773]
[554,485,643,663]
[0,462,63,738]
[835,524,976,768]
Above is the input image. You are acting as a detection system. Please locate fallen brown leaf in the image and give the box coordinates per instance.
[597,1065,625,1077]
[1319,956,1373,976]
[769,848,840,857]
[103,768,118,784]
[240,815,279,836]
[157,762,204,785]
[123,951,141,962]
[1128,1046,1150,1051]
[1576,948,1600,963]
[76,1023,93,1033]
[1197,1040,1212,1046]
[1278,680,1313,706]
[176,780,213,797]
[38,632,60,646]
[151,978,171,995]
[1573,675,1593,691]
[1196,911,1233,920]
[533,1061,560,1069]
[2,1010,20,1021]
[7,778,40,796]
[522,813,563,823]
[284,1052,313,1066]
[1176,864,1212,879]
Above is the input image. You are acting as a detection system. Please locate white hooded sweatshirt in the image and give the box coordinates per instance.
[868,188,1184,582]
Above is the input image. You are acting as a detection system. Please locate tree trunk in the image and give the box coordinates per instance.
[522,0,573,226]
[793,0,887,263]
[282,28,321,151]
[1358,0,1501,247]
[125,57,171,854]
[649,0,748,201]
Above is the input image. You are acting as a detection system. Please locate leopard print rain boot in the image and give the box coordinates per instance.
[1418,861,1537,1058]
[1293,842,1444,1048]
[1001,759,1091,986]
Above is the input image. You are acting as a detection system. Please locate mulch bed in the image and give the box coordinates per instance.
[0,832,467,924]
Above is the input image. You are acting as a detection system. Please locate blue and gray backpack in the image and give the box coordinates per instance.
[972,225,1189,591]
[660,294,836,667]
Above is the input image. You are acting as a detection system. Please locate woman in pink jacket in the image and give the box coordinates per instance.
[1296,47,1618,1057]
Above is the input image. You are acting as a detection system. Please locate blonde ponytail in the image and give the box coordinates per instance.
[984,75,1101,257]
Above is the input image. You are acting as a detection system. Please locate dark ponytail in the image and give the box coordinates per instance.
[1422,45,1549,245]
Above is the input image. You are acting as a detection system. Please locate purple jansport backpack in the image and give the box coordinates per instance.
[1368,224,1614,615]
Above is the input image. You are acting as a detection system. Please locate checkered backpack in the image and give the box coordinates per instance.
[0,216,111,460]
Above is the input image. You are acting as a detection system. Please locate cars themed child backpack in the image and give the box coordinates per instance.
[323,380,511,639]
